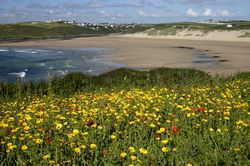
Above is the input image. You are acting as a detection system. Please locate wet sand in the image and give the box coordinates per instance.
[1,36,250,75]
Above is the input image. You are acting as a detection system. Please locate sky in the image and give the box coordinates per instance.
[0,0,250,23]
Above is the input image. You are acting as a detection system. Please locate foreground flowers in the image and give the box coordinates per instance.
[0,79,249,165]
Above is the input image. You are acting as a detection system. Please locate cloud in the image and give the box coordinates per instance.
[182,0,218,5]
[27,2,58,10]
[186,8,199,17]
[138,10,160,17]
[63,2,141,10]
[64,2,103,9]
[202,8,216,16]
[186,8,231,17]
[219,10,229,17]
[100,11,110,17]
[138,10,147,17]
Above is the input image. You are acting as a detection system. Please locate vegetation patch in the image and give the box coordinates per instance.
[0,68,249,165]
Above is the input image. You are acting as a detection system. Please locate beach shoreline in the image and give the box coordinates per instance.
[0,35,250,75]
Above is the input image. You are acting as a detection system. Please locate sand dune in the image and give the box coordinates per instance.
[120,30,250,42]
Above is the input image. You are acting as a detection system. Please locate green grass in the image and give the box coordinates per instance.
[0,68,249,165]
[0,68,212,99]
[133,21,250,36]
[0,22,142,40]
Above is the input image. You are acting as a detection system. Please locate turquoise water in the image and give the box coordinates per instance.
[0,47,126,82]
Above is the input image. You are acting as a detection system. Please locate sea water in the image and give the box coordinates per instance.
[0,47,126,82]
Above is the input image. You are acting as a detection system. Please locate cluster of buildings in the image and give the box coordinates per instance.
[198,19,233,28]
[44,20,138,30]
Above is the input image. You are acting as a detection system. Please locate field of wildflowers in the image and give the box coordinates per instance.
[0,68,249,165]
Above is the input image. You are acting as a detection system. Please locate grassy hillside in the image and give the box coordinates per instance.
[0,22,141,40]
[1,21,250,40]
[0,68,249,165]
[0,22,97,40]
[130,21,250,36]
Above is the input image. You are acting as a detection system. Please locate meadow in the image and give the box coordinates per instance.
[0,68,249,165]
[0,22,133,41]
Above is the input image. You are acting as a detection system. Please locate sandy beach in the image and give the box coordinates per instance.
[0,34,250,75]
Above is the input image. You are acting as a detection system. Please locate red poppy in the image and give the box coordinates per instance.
[88,119,94,126]
[154,132,161,138]
[46,138,53,143]
[199,108,205,113]
[171,126,179,134]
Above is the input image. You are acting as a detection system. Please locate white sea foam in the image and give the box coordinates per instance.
[14,49,38,54]
[14,49,30,53]
[9,69,28,79]
[9,72,24,77]
[0,49,9,52]
[55,70,68,75]
[38,62,46,67]
[36,49,50,53]
[65,60,74,68]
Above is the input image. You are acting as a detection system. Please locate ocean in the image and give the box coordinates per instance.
[0,47,126,82]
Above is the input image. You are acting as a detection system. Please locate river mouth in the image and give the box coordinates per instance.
[192,50,219,64]
[172,46,228,65]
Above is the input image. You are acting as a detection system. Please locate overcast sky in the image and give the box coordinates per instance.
[0,0,249,23]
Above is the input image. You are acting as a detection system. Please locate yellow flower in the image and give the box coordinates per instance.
[149,123,156,128]
[129,147,136,153]
[7,143,12,147]
[162,147,169,153]
[56,123,63,130]
[120,152,127,158]
[90,144,97,149]
[8,144,17,151]
[111,135,116,139]
[67,133,74,139]
[21,145,28,151]
[173,147,177,152]
[234,148,240,152]
[186,163,193,166]
[49,160,55,164]
[216,129,222,133]
[73,129,79,135]
[139,148,148,155]
[74,147,81,153]
[160,128,166,132]
[24,126,30,131]
[35,138,43,144]
[209,128,214,132]
[130,155,137,160]
[43,154,50,160]
[161,139,169,144]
